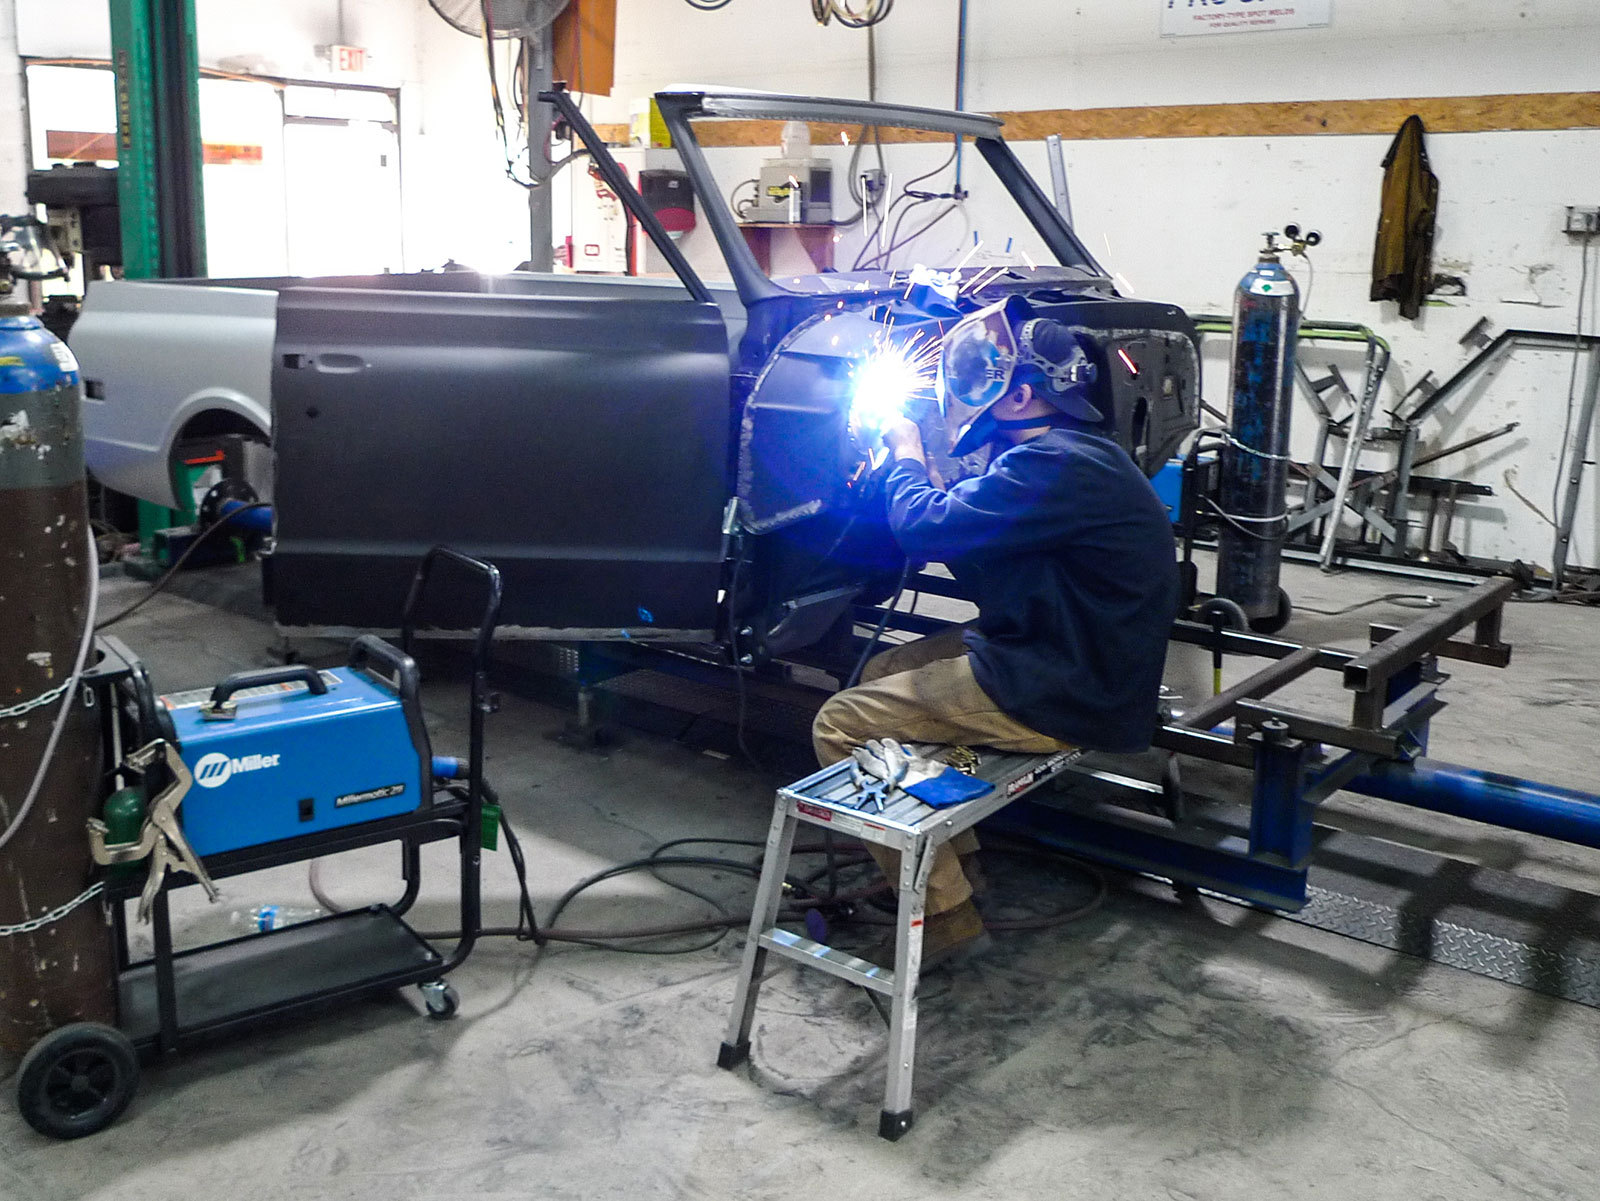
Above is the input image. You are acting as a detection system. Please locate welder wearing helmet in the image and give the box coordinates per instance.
[812,295,1180,965]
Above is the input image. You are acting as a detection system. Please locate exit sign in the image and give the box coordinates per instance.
[329,44,366,74]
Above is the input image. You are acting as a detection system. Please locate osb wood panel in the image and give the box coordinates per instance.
[998,92,1600,140]
[591,119,953,147]
[589,92,1600,146]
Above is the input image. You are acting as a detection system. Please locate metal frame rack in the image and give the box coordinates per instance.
[1196,315,1542,578]
[712,575,1600,1135]
[1001,578,1517,911]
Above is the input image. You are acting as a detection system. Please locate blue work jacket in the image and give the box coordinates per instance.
[885,425,1180,753]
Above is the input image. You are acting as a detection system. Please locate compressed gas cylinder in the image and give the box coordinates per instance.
[101,788,146,882]
[1215,239,1300,624]
[0,297,116,1054]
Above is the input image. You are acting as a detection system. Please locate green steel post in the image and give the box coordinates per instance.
[108,0,206,280]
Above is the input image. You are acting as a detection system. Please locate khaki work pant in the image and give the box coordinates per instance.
[811,626,1074,915]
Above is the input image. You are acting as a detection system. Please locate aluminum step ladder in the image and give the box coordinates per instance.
[717,744,1088,1140]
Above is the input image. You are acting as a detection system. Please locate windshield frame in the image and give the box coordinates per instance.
[653,89,1107,306]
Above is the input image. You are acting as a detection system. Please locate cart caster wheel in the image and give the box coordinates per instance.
[1194,597,1249,632]
[15,1023,139,1140]
[420,981,460,1020]
[1249,588,1294,635]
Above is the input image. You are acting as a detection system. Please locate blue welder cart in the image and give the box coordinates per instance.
[14,548,502,1139]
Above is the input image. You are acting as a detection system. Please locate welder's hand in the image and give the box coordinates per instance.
[881,417,925,466]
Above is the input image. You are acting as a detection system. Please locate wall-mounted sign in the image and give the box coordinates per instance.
[1160,0,1331,37]
[322,44,368,74]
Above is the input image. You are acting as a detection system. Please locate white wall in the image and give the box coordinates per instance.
[607,0,1600,573]
[403,6,535,272]
[0,0,25,211]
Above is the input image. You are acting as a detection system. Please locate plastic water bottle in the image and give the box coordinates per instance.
[229,904,325,933]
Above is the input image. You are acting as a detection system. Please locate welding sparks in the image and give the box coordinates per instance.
[960,265,1008,297]
[851,338,939,435]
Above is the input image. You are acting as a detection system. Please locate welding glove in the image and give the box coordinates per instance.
[851,742,897,787]
[855,739,992,807]
[889,738,996,808]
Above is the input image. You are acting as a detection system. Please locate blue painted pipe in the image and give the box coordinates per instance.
[1348,759,1600,850]
[219,498,273,532]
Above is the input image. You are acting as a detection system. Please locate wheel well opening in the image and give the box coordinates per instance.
[177,410,269,445]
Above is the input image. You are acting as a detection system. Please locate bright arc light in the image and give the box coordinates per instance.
[851,348,931,434]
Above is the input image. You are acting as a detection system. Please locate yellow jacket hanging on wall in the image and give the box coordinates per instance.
[1370,114,1439,321]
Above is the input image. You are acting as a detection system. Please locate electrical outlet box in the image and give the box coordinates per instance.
[1566,206,1600,235]
[860,168,885,198]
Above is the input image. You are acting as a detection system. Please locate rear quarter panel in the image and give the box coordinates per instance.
[72,280,276,507]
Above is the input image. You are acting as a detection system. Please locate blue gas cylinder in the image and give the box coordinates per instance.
[0,298,81,404]
[1215,241,1300,623]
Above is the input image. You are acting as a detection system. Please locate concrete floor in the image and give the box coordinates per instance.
[7,558,1600,1199]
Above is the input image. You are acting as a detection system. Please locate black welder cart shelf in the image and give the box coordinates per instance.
[14,546,500,1140]
[104,796,477,1058]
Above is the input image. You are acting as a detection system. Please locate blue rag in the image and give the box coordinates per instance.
[903,768,993,808]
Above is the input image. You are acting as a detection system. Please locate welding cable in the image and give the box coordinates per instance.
[854,194,928,270]
[853,189,902,270]
[1293,592,1442,617]
[854,195,928,271]
[851,132,963,271]
[477,0,542,189]
[966,850,1105,932]
[825,127,878,229]
[96,500,272,630]
[845,837,1107,931]
[724,548,767,772]
[845,559,912,687]
[1502,468,1557,531]
[821,0,896,29]
[411,803,1104,955]
[309,779,553,943]
[1281,252,1315,318]
[0,524,98,854]
[834,27,890,209]
[1551,231,1594,525]
[859,201,962,273]
[497,795,546,943]
[728,177,759,220]
[855,135,961,263]
[420,835,889,952]
[1198,497,1288,544]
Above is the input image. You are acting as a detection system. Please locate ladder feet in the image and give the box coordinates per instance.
[717,1040,751,1070]
[878,1108,915,1141]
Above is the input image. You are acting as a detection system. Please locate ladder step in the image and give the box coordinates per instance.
[759,928,896,995]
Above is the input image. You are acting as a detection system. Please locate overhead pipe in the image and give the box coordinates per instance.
[954,0,968,190]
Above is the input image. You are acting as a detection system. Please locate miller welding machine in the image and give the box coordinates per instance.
[14,548,502,1140]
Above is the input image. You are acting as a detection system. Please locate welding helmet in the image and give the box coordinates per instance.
[939,295,1102,457]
